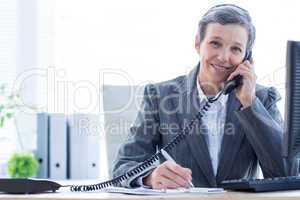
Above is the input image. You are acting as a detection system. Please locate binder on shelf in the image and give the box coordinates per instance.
[36,113,49,178]
[68,114,101,179]
[49,114,67,179]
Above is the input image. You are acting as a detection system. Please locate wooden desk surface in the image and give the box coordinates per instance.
[1,180,300,200]
[1,188,300,200]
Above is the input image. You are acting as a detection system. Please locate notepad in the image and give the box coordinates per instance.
[101,186,225,195]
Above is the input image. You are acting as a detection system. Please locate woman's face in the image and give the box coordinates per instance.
[196,23,248,85]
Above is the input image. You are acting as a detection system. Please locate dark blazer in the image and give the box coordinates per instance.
[112,65,286,187]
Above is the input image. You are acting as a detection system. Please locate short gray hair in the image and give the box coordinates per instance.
[198,4,256,54]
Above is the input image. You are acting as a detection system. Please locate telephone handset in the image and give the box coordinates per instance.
[222,51,252,95]
[70,51,252,192]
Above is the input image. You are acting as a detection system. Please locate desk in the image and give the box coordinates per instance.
[1,180,300,200]
[1,189,300,200]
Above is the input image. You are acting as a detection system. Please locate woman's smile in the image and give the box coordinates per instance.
[210,63,233,72]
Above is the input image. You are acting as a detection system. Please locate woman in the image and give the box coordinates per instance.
[113,4,286,189]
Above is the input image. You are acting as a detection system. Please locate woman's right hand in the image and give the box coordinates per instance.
[143,161,192,189]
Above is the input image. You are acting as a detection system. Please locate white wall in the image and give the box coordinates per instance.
[34,0,300,115]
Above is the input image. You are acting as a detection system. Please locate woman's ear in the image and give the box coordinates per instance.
[195,33,201,55]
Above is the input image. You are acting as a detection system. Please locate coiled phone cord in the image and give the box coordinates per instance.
[70,90,223,192]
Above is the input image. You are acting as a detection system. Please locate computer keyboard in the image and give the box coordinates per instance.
[220,176,300,192]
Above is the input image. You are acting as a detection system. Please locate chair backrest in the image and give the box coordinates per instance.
[102,85,144,177]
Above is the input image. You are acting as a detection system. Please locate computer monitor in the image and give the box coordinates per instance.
[283,40,300,175]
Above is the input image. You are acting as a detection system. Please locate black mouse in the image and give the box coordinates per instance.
[0,178,62,194]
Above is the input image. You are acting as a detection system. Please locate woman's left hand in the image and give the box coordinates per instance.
[227,60,257,108]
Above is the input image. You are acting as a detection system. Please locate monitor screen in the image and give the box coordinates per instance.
[283,40,300,175]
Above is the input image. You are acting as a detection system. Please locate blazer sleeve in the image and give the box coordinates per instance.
[112,84,161,187]
[234,87,287,177]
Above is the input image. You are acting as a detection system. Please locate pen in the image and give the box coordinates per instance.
[161,149,194,188]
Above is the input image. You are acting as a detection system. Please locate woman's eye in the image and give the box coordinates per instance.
[232,47,242,53]
[210,41,221,48]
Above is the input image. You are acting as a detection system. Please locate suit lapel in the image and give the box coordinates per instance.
[216,93,245,182]
[172,65,216,187]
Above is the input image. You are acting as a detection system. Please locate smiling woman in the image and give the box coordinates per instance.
[196,23,249,94]
[112,4,286,189]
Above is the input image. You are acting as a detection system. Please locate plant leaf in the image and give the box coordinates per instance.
[6,112,13,119]
[0,117,4,128]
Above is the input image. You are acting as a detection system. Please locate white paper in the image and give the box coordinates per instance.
[101,187,225,195]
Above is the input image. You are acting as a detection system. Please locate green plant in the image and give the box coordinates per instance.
[0,84,19,128]
[7,152,39,178]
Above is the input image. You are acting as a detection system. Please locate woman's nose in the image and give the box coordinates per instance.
[217,50,230,62]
